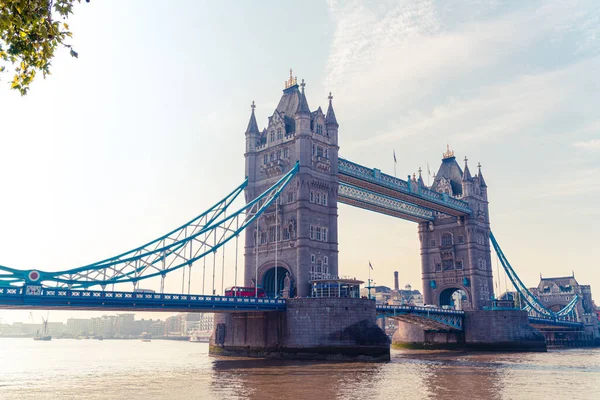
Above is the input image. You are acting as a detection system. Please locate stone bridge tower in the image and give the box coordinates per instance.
[419,147,494,309]
[243,71,339,297]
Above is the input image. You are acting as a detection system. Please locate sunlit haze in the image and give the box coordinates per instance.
[0,0,598,323]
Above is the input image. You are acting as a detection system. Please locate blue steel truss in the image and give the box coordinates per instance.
[338,158,471,215]
[490,231,580,320]
[338,182,434,222]
[0,286,286,313]
[0,163,299,290]
[376,305,464,331]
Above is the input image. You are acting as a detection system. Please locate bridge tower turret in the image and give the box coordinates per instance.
[421,147,494,309]
[244,71,339,298]
[244,101,260,185]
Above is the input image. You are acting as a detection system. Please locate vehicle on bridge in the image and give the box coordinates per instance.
[224,286,266,298]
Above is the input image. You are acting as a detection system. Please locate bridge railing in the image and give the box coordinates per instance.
[376,304,465,315]
[528,316,584,329]
[0,287,286,307]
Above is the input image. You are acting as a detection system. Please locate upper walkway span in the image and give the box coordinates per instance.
[337,158,472,221]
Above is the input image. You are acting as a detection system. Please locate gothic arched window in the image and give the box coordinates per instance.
[441,233,453,246]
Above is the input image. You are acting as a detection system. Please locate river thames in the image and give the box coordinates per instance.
[0,338,598,399]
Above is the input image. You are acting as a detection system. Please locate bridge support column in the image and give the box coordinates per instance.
[210,298,390,361]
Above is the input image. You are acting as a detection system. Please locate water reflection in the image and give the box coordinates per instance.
[408,352,503,400]
[211,358,384,399]
[0,339,598,400]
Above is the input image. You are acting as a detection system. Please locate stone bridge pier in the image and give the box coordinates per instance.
[210,298,390,361]
[392,309,546,351]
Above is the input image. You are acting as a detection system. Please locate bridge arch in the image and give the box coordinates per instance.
[257,261,293,298]
[437,286,469,310]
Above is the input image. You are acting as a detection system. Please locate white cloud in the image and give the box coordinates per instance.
[323,1,600,150]
[342,56,599,150]
[573,139,600,151]
[536,168,600,198]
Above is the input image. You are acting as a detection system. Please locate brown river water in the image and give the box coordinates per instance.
[0,338,598,399]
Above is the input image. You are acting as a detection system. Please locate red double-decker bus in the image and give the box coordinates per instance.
[224,286,267,298]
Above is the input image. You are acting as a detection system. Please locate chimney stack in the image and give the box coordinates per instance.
[394,271,399,291]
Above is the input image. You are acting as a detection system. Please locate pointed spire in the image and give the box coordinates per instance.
[417,167,425,186]
[325,92,338,127]
[477,162,487,187]
[462,156,472,181]
[245,101,260,135]
[296,79,310,114]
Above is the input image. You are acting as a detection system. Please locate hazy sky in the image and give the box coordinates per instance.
[1,0,599,323]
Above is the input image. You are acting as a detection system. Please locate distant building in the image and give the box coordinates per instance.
[504,274,600,338]
[164,315,183,336]
[360,284,423,306]
[67,318,92,335]
[190,314,214,332]
[164,313,214,335]
[134,319,164,337]
[114,314,135,336]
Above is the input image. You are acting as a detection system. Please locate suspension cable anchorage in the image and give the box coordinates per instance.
[490,231,576,320]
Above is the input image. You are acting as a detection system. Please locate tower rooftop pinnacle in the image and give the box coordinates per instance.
[477,162,487,187]
[284,68,298,89]
[442,144,455,159]
[245,100,260,135]
[297,78,310,114]
[462,156,472,181]
[325,92,338,126]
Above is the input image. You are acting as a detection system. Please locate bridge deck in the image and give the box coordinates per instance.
[0,287,286,313]
[528,316,584,330]
[376,305,465,331]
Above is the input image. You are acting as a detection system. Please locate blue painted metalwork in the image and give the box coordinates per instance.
[0,286,286,312]
[0,163,299,289]
[528,316,584,329]
[338,158,471,215]
[490,231,580,320]
[338,182,434,221]
[376,305,464,331]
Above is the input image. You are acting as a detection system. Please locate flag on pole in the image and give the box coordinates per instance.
[369,261,373,270]
[393,150,397,163]
[427,162,430,176]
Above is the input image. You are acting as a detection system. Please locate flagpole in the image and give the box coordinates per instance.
[427,162,431,187]
[368,262,371,300]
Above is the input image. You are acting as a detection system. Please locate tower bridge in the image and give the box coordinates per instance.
[0,71,598,358]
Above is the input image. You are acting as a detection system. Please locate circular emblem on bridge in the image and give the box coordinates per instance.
[28,270,40,282]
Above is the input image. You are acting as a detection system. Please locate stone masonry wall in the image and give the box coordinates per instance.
[464,309,546,351]
[210,298,389,360]
[284,298,387,348]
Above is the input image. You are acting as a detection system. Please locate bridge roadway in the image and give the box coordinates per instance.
[376,304,465,330]
[0,287,584,332]
[0,286,285,313]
